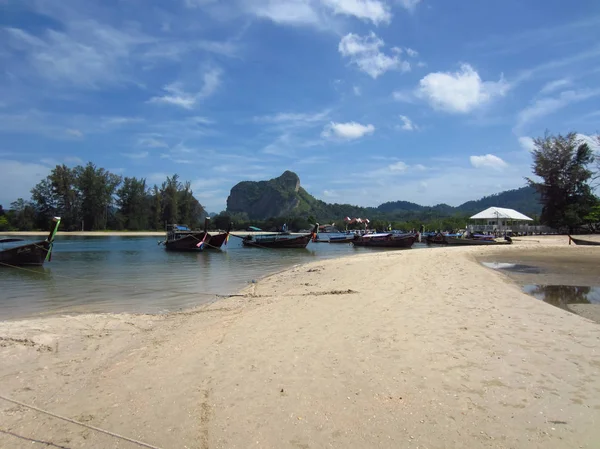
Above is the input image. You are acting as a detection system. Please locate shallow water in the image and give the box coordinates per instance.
[522,285,600,311]
[480,262,542,274]
[0,236,426,319]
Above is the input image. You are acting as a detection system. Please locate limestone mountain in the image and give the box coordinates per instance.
[226,171,541,220]
[227,171,307,220]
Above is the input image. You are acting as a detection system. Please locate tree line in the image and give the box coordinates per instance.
[1,132,599,233]
[0,163,206,231]
[526,132,600,233]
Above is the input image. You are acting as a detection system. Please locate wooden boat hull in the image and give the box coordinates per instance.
[353,234,416,249]
[328,237,355,244]
[206,232,228,249]
[242,234,312,249]
[0,240,51,266]
[569,236,600,246]
[164,233,210,251]
[445,237,507,246]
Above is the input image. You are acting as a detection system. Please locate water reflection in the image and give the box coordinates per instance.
[0,235,361,319]
[523,285,600,312]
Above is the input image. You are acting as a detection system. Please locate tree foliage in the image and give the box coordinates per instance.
[5,163,207,231]
[526,132,597,231]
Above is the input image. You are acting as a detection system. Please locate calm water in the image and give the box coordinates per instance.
[523,284,600,311]
[0,235,426,320]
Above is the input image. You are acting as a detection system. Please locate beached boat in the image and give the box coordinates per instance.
[0,217,61,267]
[569,236,600,246]
[328,235,355,244]
[427,232,511,246]
[162,219,211,251]
[206,223,232,250]
[445,236,511,246]
[242,224,318,249]
[352,232,416,249]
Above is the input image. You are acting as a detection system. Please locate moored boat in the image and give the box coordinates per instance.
[352,232,416,249]
[0,217,61,267]
[162,218,211,251]
[242,224,318,249]
[206,223,232,250]
[569,235,600,246]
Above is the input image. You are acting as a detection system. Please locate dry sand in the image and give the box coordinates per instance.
[1,237,599,448]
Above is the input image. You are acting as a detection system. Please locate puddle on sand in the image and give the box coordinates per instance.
[481,262,542,274]
[523,285,600,311]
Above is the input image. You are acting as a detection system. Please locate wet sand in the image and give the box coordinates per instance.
[1,239,600,448]
[477,245,600,286]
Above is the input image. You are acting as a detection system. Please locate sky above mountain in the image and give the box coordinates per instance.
[1,0,599,213]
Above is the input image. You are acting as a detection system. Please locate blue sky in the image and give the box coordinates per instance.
[1,0,599,213]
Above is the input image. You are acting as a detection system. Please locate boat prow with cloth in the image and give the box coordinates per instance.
[240,224,319,249]
[162,218,211,251]
[0,217,61,267]
[352,232,416,249]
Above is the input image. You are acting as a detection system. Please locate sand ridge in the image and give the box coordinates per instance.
[1,238,599,448]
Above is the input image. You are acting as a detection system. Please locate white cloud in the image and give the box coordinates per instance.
[518,136,536,152]
[397,0,421,11]
[149,83,197,109]
[65,128,84,138]
[405,47,418,57]
[539,78,571,95]
[244,0,392,27]
[101,116,144,127]
[322,121,375,140]
[323,189,339,198]
[392,90,416,103]
[255,110,330,124]
[138,137,169,148]
[0,160,51,206]
[389,161,408,171]
[353,85,362,96]
[148,68,222,109]
[4,23,153,88]
[338,32,410,78]
[246,0,322,25]
[398,115,417,131]
[515,89,600,132]
[469,154,508,170]
[322,0,391,25]
[418,64,509,113]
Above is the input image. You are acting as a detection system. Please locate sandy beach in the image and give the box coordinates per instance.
[1,237,599,448]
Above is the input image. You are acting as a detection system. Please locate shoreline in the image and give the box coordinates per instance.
[1,230,308,237]
[1,238,600,448]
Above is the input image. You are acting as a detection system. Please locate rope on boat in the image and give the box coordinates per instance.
[0,394,163,449]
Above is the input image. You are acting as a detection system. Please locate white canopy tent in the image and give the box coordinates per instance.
[468,207,533,234]
[470,207,533,221]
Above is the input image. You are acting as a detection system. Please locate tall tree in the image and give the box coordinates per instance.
[36,164,79,230]
[74,163,122,231]
[161,174,180,225]
[526,132,597,231]
[10,198,37,230]
[116,177,149,230]
[151,185,163,230]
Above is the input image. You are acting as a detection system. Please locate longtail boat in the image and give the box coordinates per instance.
[241,224,318,249]
[569,235,600,246]
[0,217,61,267]
[352,232,416,249]
[328,235,355,244]
[206,223,232,250]
[445,236,511,246]
[162,218,211,251]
